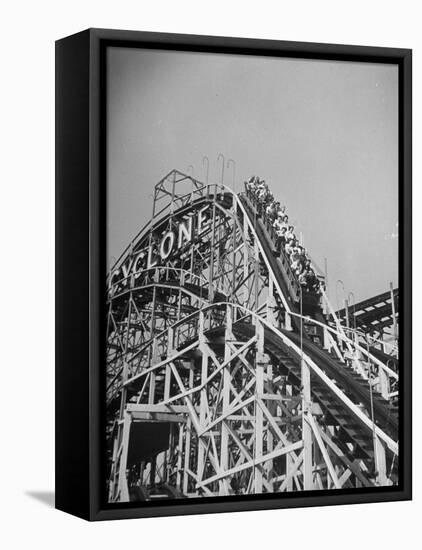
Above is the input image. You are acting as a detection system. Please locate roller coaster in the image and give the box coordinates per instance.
[106,169,399,502]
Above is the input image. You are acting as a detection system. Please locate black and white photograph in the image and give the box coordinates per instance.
[2,0,420,545]
[105,45,402,504]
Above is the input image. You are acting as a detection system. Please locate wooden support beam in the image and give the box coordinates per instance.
[197,441,303,488]
[308,413,341,489]
[220,306,233,492]
[375,435,388,486]
[116,411,131,502]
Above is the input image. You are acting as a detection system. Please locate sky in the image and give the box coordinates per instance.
[107,47,398,306]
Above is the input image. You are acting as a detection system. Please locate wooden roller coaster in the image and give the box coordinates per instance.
[106,170,399,502]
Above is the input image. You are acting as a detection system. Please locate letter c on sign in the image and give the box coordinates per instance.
[160,231,175,260]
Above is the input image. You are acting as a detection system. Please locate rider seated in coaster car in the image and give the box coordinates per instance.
[302,260,319,292]
[272,206,286,227]
[275,226,287,251]
[285,238,296,258]
[290,244,304,271]
[270,203,285,226]
[266,200,278,222]
[279,214,289,231]
[298,266,314,290]
[298,247,308,270]
[272,213,283,231]
[264,190,274,205]
[310,272,320,292]
[298,268,308,286]
[246,176,257,194]
[277,203,286,217]
[285,225,296,242]
[255,182,269,215]
[257,181,268,201]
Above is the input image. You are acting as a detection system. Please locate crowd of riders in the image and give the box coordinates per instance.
[245,176,320,292]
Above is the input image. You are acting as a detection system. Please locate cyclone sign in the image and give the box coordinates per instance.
[108,205,211,293]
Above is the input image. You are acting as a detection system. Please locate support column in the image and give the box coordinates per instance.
[301,357,314,490]
[285,383,294,492]
[197,312,209,482]
[323,326,331,351]
[254,320,267,494]
[164,327,174,401]
[148,286,158,404]
[176,424,184,489]
[220,306,233,495]
[265,363,274,490]
[243,216,249,308]
[183,416,192,495]
[117,411,132,502]
[375,435,388,486]
[253,234,259,316]
[266,278,277,326]
[285,310,292,331]
[231,204,237,301]
[300,286,314,490]
[378,366,390,400]
[183,365,195,495]
[108,429,120,501]
[208,199,217,302]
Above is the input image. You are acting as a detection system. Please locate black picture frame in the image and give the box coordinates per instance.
[55,28,412,521]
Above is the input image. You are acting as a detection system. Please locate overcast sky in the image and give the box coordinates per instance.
[107,47,398,306]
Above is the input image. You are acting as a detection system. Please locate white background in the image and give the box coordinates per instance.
[1,1,419,548]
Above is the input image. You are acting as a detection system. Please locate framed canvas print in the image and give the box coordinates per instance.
[55,28,412,521]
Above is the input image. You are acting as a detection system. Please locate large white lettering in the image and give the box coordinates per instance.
[147,246,158,269]
[197,206,210,235]
[113,205,211,287]
[160,231,175,260]
[178,216,193,249]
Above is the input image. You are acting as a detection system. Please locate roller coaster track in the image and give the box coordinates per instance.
[106,170,399,502]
